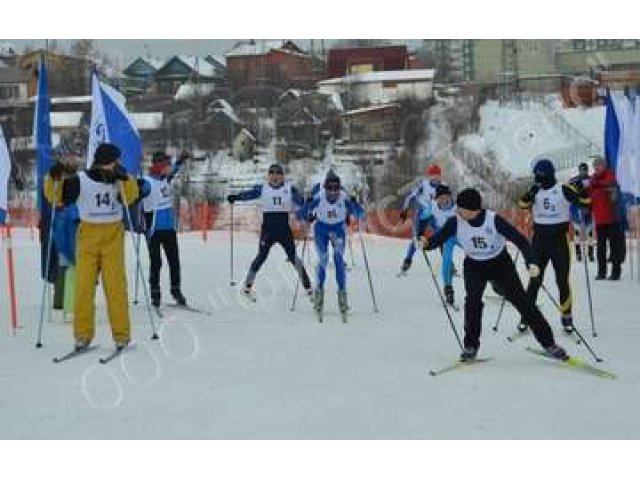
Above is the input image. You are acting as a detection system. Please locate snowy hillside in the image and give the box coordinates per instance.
[2,228,639,439]
[459,96,604,178]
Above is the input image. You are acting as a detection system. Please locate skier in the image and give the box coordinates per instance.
[425,184,459,308]
[138,150,189,308]
[422,187,568,362]
[569,162,595,262]
[227,163,312,300]
[44,143,139,351]
[298,171,364,320]
[48,155,80,322]
[398,163,442,275]
[518,158,591,334]
[588,156,626,280]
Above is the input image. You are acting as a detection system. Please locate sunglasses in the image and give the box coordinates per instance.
[268,170,283,175]
[326,185,340,191]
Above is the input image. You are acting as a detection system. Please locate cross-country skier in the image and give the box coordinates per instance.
[227,163,312,300]
[44,143,139,351]
[138,150,189,308]
[518,158,591,334]
[569,162,595,262]
[422,187,568,362]
[298,171,364,320]
[398,163,442,275]
[424,184,459,308]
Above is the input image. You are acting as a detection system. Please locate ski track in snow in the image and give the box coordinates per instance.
[1,229,639,439]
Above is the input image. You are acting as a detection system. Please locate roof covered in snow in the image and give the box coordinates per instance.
[174,82,217,101]
[50,112,84,128]
[319,69,436,86]
[130,112,163,130]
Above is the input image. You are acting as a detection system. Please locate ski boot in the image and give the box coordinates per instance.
[561,314,574,334]
[74,339,91,352]
[171,287,187,306]
[444,285,455,307]
[459,347,478,362]
[545,344,569,361]
[314,288,324,323]
[517,322,529,333]
[151,289,161,308]
[338,289,349,322]
[398,258,412,276]
[241,284,256,302]
[575,244,583,262]
[587,245,595,262]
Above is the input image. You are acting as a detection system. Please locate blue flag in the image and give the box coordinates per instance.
[604,88,640,229]
[87,70,142,175]
[33,57,57,281]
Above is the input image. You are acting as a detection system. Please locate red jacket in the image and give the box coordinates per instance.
[589,168,618,226]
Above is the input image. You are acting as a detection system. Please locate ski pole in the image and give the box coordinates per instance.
[571,324,603,362]
[36,183,58,348]
[229,202,235,286]
[290,222,310,312]
[120,182,159,340]
[492,250,520,332]
[133,228,141,305]
[357,221,379,313]
[580,216,597,337]
[422,248,462,349]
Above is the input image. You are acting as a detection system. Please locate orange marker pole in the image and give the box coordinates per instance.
[3,224,18,334]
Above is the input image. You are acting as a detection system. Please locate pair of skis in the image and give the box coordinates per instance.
[52,344,134,365]
[429,348,616,379]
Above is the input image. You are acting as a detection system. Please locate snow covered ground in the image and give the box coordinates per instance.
[1,228,639,439]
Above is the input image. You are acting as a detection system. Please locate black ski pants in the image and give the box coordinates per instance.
[464,249,555,350]
[595,222,626,277]
[525,231,572,317]
[146,229,181,294]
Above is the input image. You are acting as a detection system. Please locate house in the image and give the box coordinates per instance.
[153,55,227,95]
[326,45,409,78]
[0,67,30,106]
[342,104,401,143]
[122,56,164,94]
[225,40,317,92]
[232,128,255,160]
[318,69,435,108]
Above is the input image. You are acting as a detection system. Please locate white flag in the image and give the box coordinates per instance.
[0,124,11,215]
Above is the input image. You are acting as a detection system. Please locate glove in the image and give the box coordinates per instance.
[177,150,190,165]
[400,209,409,222]
[48,162,66,180]
[528,184,540,197]
[113,163,129,181]
[419,235,432,251]
[422,227,434,239]
[528,264,540,278]
[227,194,237,204]
[307,212,316,223]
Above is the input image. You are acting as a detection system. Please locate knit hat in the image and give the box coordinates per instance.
[93,143,120,165]
[533,158,555,178]
[456,188,482,211]
[152,151,171,165]
[435,184,452,199]
[268,163,284,174]
[324,170,341,189]
[426,164,442,177]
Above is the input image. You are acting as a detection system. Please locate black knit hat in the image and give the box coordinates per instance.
[93,143,121,165]
[324,170,341,188]
[456,188,482,210]
[268,163,284,174]
[152,151,171,164]
[435,184,452,199]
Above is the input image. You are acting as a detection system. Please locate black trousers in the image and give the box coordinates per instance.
[146,230,181,294]
[464,250,555,350]
[247,225,310,289]
[526,231,572,317]
[595,223,626,277]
